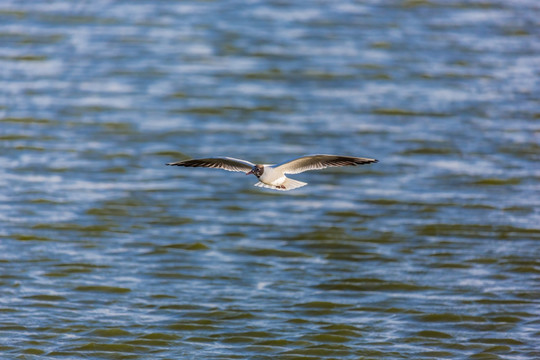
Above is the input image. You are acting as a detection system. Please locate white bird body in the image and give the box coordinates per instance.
[259,166,286,185]
[167,154,377,191]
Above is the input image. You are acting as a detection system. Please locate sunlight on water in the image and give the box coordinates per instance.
[1,0,539,359]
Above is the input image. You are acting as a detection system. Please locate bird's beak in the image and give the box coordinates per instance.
[246,170,253,175]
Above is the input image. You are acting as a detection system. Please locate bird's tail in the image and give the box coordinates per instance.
[283,178,307,190]
[254,178,307,191]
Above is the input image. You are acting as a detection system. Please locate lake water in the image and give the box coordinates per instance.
[1,0,539,359]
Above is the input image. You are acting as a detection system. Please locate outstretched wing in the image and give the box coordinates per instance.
[166,157,254,172]
[274,154,378,174]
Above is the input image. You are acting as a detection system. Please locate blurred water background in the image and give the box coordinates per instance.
[1,0,539,359]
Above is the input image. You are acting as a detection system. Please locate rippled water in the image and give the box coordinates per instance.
[1,0,539,359]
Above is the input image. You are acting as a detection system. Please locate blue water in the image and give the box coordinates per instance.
[1,1,539,359]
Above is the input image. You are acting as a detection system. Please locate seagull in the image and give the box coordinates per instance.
[166,154,378,191]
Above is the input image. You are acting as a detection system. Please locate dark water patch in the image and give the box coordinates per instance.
[23,294,67,302]
[14,145,46,151]
[470,178,522,186]
[296,241,362,251]
[469,338,524,346]
[90,328,133,337]
[325,210,375,220]
[238,247,311,258]
[74,286,131,294]
[316,278,435,292]
[417,351,455,358]
[0,324,27,331]
[140,333,180,341]
[103,166,127,173]
[70,342,149,353]
[355,306,423,315]
[158,304,207,311]
[184,336,213,343]
[372,108,451,117]
[32,222,115,234]
[30,198,67,205]
[325,252,397,263]
[295,301,350,309]
[45,263,108,277]
[288,227,355,242]
[498,143,540,162]
[2,116,54,126]
[0,9,27,18]
[461,203,498,210]
[21,348,46,355]
[428,262,472,269]
[150,294,176,299]
[221,336,257,344]
[13,234,53,242]
[321,324,362,332]
[127,338,171,347]
[488,315,522,323]
[483,345,512,353]
[0,308,17,313]
[298,70,357,81]
[224,231,246,238]
[166,91,187,99]
[18,33,65,45]
[322,329,361,338]
[167,322,219,332]
[43,272,70,278]
[501,256,540,270]
[170,105,286,116]
[365,198,451,208]
[151,150,189,158]
[428,251,455,258]
[162,242,209,251]
[458,323,519,333]
[149,272,205,280]
[46,352,90,357]
[1,55,48,62]
[280,344,353,357]
[103,151,138,159]
[97,121,135,133]
[508,266,540,274]
[87,206,130,217]
[55,263,110,270]
[371,41,392,49]
[243,69,286,80]
[148,216,194,226]
[38,12,120,25]
[415,224,540,240]
[255,339,297,346]
[243,345,279,354]
[68,105,126,114]
[222,205,247,212]
[418,313,485,323]
[503,205,534,214]
[401,147,458,155]
[0,134,34,141]
[415,330,453,339]
[184,309,255,321]
[225,331,276,339]
[302,333,353,343]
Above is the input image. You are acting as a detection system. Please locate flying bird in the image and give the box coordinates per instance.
[166,154,378,191]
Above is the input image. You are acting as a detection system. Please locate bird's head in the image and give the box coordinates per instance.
[246,164,264,177]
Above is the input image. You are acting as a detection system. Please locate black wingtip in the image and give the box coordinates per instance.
[355,158,378,165]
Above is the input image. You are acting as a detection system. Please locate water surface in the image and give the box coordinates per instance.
[1,0,539,359]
